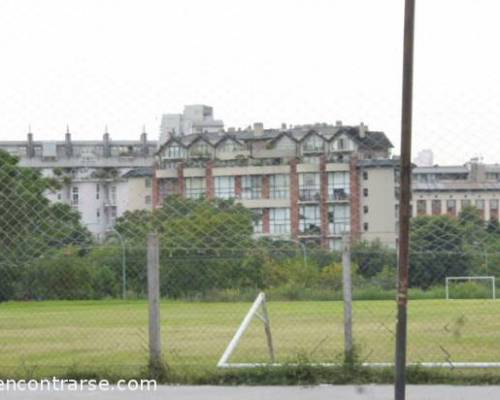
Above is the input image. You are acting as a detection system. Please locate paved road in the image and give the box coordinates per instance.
[2,385,500,399]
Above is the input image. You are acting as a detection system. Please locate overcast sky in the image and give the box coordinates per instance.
[0,0,499,164]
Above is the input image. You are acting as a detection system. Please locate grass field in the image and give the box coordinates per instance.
[0,298,499,377]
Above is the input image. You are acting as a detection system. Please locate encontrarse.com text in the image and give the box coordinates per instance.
[0,378,157,392]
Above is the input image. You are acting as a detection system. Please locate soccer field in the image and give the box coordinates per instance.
[0,299,499,374]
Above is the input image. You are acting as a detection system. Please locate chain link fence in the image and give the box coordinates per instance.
[1,121,499,376]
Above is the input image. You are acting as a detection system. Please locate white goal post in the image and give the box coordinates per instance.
[445,276,496,300]
[217,292,275,368]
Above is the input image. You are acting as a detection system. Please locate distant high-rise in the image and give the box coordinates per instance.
[159,105,224,144]
[414,149,434,167]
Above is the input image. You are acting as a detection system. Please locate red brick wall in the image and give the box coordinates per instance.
[263,208,270,234]
[262,175,270,199]
[290,159,299,239]
[349,155,361,242]
[152,162,160,209]
[235,176,242,199]
[206,160,214,199]
[176,162,185,197]
[320,155,329,248]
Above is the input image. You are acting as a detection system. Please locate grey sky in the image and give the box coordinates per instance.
[0,0,498,164]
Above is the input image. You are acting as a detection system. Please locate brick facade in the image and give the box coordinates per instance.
[349,155,361,242]
[235,175,242,199]
[290,158,299,239]
[206,160,214,199]
[262,208,270,234]
[176,162,185,196]
[319,155,329,248]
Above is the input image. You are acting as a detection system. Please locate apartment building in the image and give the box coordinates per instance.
[159,105,224,144]
[155,121,399,249]
[412,159,500,221]
[0,129,156,239]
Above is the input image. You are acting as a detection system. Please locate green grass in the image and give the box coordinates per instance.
[1,298,499,380]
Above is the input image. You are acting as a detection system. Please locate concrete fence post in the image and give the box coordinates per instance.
[342,234,353,360]
[147,232,162,367]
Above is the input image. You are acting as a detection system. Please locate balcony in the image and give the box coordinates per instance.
[328,189,350,202]
[298,188,321,202]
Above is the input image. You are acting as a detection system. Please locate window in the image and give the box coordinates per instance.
[110,208,117,224]
[214,176,235,199]
[329,204,351,234]
[461,199,471,209]
[299,173,320,201]
[338,139,345,150]
[165,144,185,159]
[363,222,369,232]
[190,141,211,157]
[110,186,117,205]
[476,199,485,218]
[363,188,368,197]
[96,208,101,221]
[329,238,342,251]
[96,183,100,200]
[252,209,264,234]
[242,176,262,199]
[145,195,152,205]
[431,199,441,216]
[299,205,321,234]
[71,186,79,206]
[328,172,350,200]
[145,178,152,188]
[363,205,369,214]
[490,199,499,219]
[219,139,243,152]
[446,199,456,216]
[270,174,289,199]
[302,135,323,153]
[270,208,291,234]
[416,199,426,216]
[185,177,206,199]
[363,171,368,180]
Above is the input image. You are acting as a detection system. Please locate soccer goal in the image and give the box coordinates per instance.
[445,276,496,300]
[217,292,275,368]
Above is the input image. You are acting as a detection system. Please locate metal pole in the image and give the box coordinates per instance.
[147,232,162,367]
[107,228,127,300]
[395,1,416,399]
[342,234,353,361]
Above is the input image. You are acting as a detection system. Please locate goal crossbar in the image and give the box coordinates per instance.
[445,276,496,300]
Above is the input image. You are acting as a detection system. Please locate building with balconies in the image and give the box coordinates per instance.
[0,128,156,239]
[155,121,399,250]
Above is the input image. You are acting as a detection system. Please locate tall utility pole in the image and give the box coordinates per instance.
[395,1,416,400]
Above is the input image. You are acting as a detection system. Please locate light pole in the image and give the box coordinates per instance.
[106,228,127,300]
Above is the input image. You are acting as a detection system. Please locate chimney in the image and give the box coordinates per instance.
[103,128,111,158]
[140,129,148,156]
[65,126,73,158]
[281,123,287,130]
[253,122,264,136]
[335,120,342,127]
[359,122,367,138]
[27,131,34,158]
[469,158,486,182]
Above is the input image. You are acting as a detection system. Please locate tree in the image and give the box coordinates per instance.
[114,195,256,297]
[0,150,92,301]
[352,239,396,278]
[410,215,473,288]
